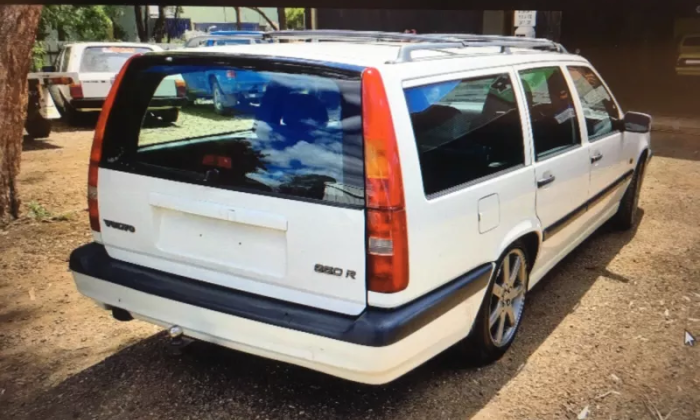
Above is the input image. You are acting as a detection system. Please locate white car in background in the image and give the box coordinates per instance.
[46,42,187,124]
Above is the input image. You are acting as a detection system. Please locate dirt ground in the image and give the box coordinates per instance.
[1,122,699,420]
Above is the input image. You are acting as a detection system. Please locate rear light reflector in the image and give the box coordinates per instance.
[362,67,409,293]
[175,79,187,97]
[49,77,73,85]
[367,209,409,293]
[88,54,140,233]
[70,83,84,99]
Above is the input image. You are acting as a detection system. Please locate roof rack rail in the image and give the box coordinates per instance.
[431,33,568,53]
[263,30,568,63]
[264,30,461,44]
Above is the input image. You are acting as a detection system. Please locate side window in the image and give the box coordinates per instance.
[519,67,580,161]
[567,66,620,140]
[55,49,65,71]
[59,47,71,72]
[405,73,525,196]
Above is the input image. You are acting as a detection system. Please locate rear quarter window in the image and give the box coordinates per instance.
[102,58,364,207]
[405,73,525,196]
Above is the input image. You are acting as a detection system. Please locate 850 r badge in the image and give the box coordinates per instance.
[314,264,356,279]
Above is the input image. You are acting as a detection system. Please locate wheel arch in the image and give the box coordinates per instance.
[638,148,650,166]
[495,219,542,273]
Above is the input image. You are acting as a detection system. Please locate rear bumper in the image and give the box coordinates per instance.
[69,243,492,384]
[675,66,700,76]
[70,97,187,111]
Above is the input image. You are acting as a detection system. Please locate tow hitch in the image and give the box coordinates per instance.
[167,325,191,355]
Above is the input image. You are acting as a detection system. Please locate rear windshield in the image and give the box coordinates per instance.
[683,36,700,47]
[102,58,364,207]
[80,46,153,73]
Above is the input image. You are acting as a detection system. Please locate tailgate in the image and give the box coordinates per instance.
[79,72,116,99]
[96,56,367,315]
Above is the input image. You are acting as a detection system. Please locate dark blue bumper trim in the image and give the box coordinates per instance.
[69,243,493,347]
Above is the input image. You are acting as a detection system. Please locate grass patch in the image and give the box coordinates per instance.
[27,201,51,220]
[26,202,76,222]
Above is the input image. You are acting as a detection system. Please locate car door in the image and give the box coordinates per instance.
[515,65,590,272]
[566,65,626,212]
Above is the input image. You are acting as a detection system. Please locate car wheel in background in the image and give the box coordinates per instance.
[211,78,233,116]
[155,108,180,124]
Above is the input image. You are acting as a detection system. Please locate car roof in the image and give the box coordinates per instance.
[64,42,160,50]
[171,41,587,69]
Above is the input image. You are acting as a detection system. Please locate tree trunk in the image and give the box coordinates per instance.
[235,7,241,31]
[277,8,286,31]
[134,6,147,42]
[304,8,312,30]
[0,5,42,222]
[248,7,278,31]
[153,6,166,43]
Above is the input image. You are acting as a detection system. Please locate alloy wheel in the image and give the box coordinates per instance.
[489,249,527,347]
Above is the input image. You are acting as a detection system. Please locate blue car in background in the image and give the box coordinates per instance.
[182,31,269,114]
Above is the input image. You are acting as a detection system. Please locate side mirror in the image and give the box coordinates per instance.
[623,111,652,133]
[41,65,56,72]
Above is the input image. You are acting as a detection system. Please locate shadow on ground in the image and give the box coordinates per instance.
[5,213,644,420]
[22,136,63,151]
[650,131,700,162]
[51,116,99,133]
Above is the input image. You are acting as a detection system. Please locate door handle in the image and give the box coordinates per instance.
[591,152,603,163]
[537,173,556,188]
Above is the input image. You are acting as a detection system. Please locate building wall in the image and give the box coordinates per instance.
[316,9,483,34]
[179,7,278,29]
[482,10,506,35]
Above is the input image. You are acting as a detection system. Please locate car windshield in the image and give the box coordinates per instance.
[80,46,153,73]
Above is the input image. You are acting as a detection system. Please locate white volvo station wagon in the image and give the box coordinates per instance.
[69,31,652,385]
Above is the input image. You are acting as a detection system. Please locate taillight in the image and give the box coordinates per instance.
[362,67,409,293]
[70,82,83,99]
[49,76,73,85]
[175,79,187,97]
[88,54,140,233]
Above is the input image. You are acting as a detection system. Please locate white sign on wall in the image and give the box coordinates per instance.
[514,11,537,27]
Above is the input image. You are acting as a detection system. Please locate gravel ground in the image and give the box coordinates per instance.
[1,120,699,420]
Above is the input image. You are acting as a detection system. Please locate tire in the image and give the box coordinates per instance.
[612,158,646,231]
[155,108,179,123]
[211,78,233,116]
[61,102,82,125]
[456,242,530,365]
[25,116,52,139]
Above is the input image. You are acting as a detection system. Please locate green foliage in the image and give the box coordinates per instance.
[104,6,128,41]
[35,6,128,70]
[38,5,116,42]
[285,8,305,30]
[32,41,47,70]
